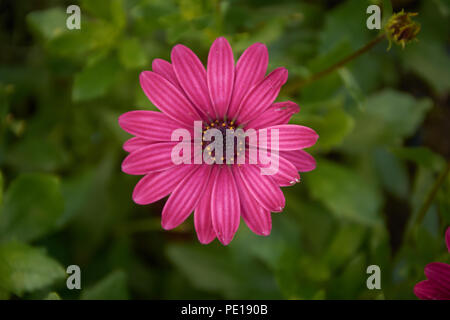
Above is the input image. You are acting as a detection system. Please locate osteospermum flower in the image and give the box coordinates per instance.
[119,37,318,245]
[414,227,450,300]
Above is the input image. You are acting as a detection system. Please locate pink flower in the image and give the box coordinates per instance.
[119,37,318,245]
[414,227,450,300]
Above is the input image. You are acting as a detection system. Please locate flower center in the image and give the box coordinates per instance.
[201,119,245,163]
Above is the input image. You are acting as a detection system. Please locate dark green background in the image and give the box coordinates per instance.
[0,0,449,299]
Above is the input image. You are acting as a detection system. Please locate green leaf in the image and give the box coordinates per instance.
[365,90,432,136]
[373,147,409,199]
[167,244,238,296]
[370,89,432,136]
[415,0,449,44]
[232,214,301,270]
[284,198,334,256]
[72,55,120,101]
[319,0,371,53]
[0,242,65,296]
[342,89,432,152]
[66,154,118,261]
[307,160,382,225]
[0,173,64,243]
[46,20,119,58]
[58,170,95,227]
[293,99,354,150]
[391,146,446,172]
[81,0,126,29]
[327,254,366,298]
[300,41,352,102]
[110,0,127,30]
[27,8,67,41]
[402,41,450,96]
[381,0,393,27]
[369,224,391,277]
[6,136,69,172]
[168,241,281,298]
[118,38,148,69]
[410,167,438,220]
[81,270,129,300]
[323,224,366,270]
[275,248,330,299]
[338,68,365,108]
[45,292,61,300]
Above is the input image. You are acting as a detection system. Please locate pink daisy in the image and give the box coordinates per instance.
[414,227,450,300]
[119,37,318,245]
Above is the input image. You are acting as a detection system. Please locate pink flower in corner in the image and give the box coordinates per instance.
[414,227,450,300]
[118,37,318,245]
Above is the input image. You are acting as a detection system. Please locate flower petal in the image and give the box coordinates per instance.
[119,110,192,141]
[123,137,153,153]
[140,71,201,126]
[161,165,212,230]
[245,101,299,130]
[152,59,182,90]
[424,262,450,293]
[194,166,219,244]
[211,165,240,245]
[234,167,271,236]
[256,152,300,187]
[242,204,272,237]
[235,67,288,125]
[279,149,317,172]
[207,37,235,119]
[249,124,319,151]
[121,142,183,175]
[236,165,285,212]
[171,44,215,119]
[414,280,449,300]
[227,43,268,120]
[132,165,196,205]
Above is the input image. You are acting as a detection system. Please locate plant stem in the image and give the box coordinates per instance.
[415,161,450,226]
[404,161,450,244]
[391,161,450,263]
[291,33,386,90]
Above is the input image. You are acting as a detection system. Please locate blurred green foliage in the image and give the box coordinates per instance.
[0,0,449,299]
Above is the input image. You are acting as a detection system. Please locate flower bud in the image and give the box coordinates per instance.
[385,10,421,49]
